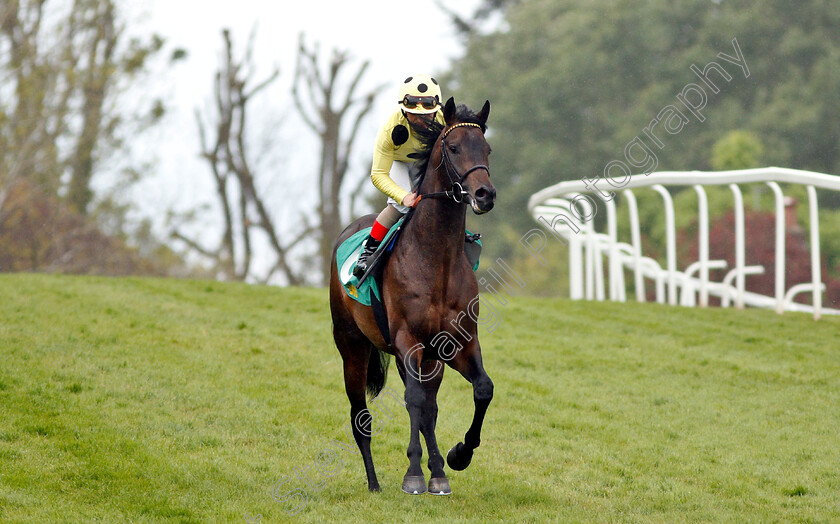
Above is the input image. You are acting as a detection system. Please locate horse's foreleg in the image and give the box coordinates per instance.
[395,334,428,494]
[447,350,494,471]
[418,363,450,494]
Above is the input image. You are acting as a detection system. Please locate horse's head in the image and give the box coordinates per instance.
[424,97,496,214]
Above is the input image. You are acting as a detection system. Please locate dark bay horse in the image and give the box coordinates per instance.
[329,97,496,495]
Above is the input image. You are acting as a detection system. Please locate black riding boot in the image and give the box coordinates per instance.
[353,236,381,278]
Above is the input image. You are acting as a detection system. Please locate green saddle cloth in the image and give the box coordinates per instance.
[336,220,481,306]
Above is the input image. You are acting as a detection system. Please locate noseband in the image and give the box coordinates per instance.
[421,122,490,204]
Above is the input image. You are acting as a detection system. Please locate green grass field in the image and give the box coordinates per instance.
[1,273,839,523]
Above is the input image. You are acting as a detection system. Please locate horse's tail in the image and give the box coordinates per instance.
[366,344,390,399]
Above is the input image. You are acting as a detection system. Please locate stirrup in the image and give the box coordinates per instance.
[352,256,369,278]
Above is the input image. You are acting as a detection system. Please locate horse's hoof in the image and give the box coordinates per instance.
[368,481,381,492]
[428,477,451,495]
[446,442,474,471]
[401,475,427,495]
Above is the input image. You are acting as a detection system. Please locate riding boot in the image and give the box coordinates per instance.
[353,236,381,278]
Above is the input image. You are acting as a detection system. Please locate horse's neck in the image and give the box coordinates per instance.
[404,185,466,269]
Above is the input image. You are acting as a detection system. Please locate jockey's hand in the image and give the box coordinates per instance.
[402,192,421,208]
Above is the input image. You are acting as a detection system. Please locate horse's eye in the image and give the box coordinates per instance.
[448,144,458,154]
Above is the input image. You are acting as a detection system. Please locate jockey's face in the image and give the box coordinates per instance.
[404,111,436,129]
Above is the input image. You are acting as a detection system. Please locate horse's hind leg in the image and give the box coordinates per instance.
[418,363,451,495]
[446,348,494,471]
[338,337,381,492]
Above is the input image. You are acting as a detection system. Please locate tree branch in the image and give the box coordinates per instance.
[170,230,220,260]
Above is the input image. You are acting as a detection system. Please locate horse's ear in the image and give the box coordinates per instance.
[443,97,457,124]
[477,100,491,127]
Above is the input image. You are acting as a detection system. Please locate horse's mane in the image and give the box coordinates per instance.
[410,104,487,186]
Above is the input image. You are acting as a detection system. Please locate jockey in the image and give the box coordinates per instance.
[352,74,445,278]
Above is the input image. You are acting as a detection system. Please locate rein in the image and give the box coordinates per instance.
[420,122,490,204]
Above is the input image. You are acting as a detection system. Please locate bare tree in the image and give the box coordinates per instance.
[0,0,171,214]
[292,34,385,285]
[66,0,118,214]
[174,29,312,284]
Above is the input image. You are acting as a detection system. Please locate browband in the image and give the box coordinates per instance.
[442,122,484,139]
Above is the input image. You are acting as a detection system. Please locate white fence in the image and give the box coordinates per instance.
[527,167,840,320]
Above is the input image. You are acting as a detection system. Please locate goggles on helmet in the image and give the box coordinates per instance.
[401,94,438,111]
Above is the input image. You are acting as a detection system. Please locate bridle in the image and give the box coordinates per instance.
[420,122,490,204]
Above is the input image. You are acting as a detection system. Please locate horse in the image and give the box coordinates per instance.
[329,97,496,495]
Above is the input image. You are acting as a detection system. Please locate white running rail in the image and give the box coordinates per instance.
[527,167,840,319]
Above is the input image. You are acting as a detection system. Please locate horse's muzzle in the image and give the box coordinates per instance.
[471,185,496,214]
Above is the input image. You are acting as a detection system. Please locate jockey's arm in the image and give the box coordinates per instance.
[370,115,410,204]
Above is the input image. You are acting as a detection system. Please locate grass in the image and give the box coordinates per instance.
[0,273,839,523]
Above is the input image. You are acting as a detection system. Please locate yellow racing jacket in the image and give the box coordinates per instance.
[370,108,445,204]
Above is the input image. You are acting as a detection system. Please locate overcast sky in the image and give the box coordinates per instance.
[126,0,481,278]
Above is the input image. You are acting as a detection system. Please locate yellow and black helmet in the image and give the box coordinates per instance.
[398,74,442,114]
